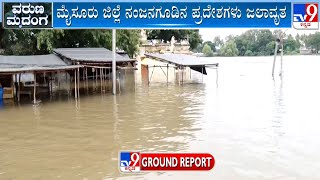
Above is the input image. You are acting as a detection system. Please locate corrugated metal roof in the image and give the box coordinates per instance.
[0,64,82,73]
[53,48,135,63]
[0,54,67,65]
[145,53,219,66]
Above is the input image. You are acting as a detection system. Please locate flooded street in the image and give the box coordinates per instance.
[1,55,320,179]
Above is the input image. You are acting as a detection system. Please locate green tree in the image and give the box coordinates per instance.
[213,36,224,47]
[220,40,239,56]
[266,41,276,55]
[202,44,214,57]
[202,41,216,52]
[284,34,299,54]
[0,22,4,49]
[305,32,320,54]
[3,29,140,57]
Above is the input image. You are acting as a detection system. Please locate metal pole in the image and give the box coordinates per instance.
[272,42,278,77]
[112,29,116,95]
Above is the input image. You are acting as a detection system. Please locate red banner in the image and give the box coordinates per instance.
[140,153,215,171]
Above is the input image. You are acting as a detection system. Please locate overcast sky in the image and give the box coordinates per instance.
[199,29,320,41]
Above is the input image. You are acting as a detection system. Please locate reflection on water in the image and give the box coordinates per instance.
[1,56,320,179]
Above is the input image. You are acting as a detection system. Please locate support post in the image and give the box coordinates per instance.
[167,64,169,84]
[118,71,121,94]
[280,44,283,76]
[86,68,88,93]
[33,72,36,103]
[77,68,80,98]
[202,66,204,83]
[216,66,219,87]
[272,40,279,77]
[178,67,180,86]
[100,68,103,93]
[112,29,116,95]
[74,69,77,99]
[50,73,53,96]
[181,66,184,85]
[147,65,150,85]
[95,69,98,89]
[18,74,21,102]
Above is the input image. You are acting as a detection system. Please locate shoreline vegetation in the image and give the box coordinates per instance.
[1,23,319,58]
[195,30,320,57]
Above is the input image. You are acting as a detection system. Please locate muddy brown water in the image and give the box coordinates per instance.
[1,56,320,180]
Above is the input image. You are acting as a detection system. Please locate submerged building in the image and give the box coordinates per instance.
[0,48,136,102]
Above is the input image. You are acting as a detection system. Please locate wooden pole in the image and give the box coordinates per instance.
[118,71,121,94]
[86,67,88,93]
[100,68,103,93]
[95,69,98,90]
[102,68,105,92]
[74,69,77,99]
[178,67,180,86]
[147,65,150,85]
[33,72,36,103]
[18,74,21,102]
[182,66,184,84]
[77,68,80,98]
[50,73,53,96]
[167,64,169,84]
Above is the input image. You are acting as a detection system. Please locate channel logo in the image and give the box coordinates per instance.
[293,3,319,30]
[119,151,215,173]
[120,152,141,173]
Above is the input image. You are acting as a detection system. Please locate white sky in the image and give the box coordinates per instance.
[199,29,320,41]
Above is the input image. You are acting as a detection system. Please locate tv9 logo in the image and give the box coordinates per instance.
[293,3,319,30]
[119,151,141,173]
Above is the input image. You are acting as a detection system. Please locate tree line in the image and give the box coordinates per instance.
[0,25,203,57]
[1,25,319,58]
[197,30,320,57]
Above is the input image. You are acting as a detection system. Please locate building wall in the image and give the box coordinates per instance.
[139,43,192,56]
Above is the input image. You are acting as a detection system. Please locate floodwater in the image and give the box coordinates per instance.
[1,55,320,180]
